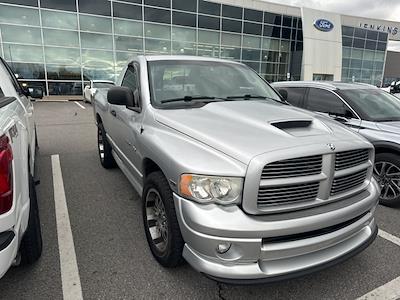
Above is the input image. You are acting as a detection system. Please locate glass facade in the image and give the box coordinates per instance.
[341,25,388,86]
[0,0,303,95]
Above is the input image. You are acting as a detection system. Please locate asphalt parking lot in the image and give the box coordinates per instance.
[0,101,399,300]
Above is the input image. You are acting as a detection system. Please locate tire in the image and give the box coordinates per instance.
[97,122,116,169]
[374,152,400,207]
[142,171,184,267]
[20,175,43,265]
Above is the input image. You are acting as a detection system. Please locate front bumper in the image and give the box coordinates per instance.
[174,179,380,283]
[0,231,17,279]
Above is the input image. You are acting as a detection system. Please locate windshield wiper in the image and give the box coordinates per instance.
[161,95,225,104]
[226,94,286,104]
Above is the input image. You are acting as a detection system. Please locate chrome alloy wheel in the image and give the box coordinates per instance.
[374,161,400,200]
[98,127,105,162]
[145,188,168,252]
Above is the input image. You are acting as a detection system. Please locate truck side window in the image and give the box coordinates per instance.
[306,88,348,115]
[280,87,307,107]
[121,66,137,91]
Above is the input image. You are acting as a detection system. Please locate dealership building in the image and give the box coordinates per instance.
[0,0,399,96]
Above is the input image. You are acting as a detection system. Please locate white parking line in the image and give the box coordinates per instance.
[74,101,86,109]
[356,229,400,300]
[51,155,83,300]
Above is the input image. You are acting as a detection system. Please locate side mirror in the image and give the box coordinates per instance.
[107,87,134,106]
[278,89,288,101]
[28,87,43,99]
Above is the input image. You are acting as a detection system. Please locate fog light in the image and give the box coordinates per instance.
[216,242,231,254]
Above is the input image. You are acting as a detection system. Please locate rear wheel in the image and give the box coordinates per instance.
[374,153,400,207]
[142,171,184,267]
[97,122,116,169]
[20,175,42,265]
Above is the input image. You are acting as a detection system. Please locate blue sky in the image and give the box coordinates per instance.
[264,0,400,51]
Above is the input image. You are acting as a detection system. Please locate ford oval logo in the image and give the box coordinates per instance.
[314,19,334,32]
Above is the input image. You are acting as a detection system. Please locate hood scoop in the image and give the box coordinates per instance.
[270,119,330,137]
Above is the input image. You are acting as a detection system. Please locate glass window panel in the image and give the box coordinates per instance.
[364,50,374,60]
[9,62,44,79]
[41,10,78,30]
[220,46,240,59]
[83,66,115,81]
[362,60,373,69]
[172,27,196,42]
[0,25,41,44]
[80,32,113,50]
[281,27,291,39]
[79,15,112,33]
[222,4,242,19]
[242,48,260,61]
[262,50,280,62]
[342,36,352,47]
[221,33,241,46]
[242,35,261,49]
[115,36,143,51]
[264,12,281,25]
[243,22,262,35]
[263,25,281,38]
[280,52,288,63]
[113,3,142,21]
[375,51,385,61]
[261,62,278,74]
[296,42,303,51]
[342,68,349,78]
[352,49,363,59]
[342,47,352,58]
[81,49,113,67]
[79,0,110,16]
[262,38,279,51]
[279,64,288,75]
[41,0,76,12]
[198,0,220,16]
[350,59,362,68]
[144,7,171,24]
[4,44,43,63]
[172,41,196,55]
[280,40,290,52]
[361,69,372,79]
[342,58,350,68]
[45,47,80,65]
[46,65,81,80]
[173,0,197,12]
[198,30,219,44]
[378,32,388,41]
[354,28,366,38]
[222,19,242,33]
[244,9,262,23]
[353,38,365,49]
[377,42,387,51]
[306,88,346,114]
[342,26,354,37]
[114,19,142,36]
[145,0,170,8]
[48,82,82,95]
[374,61,384,70]
[145,38,170,53]
[365,40,377,50]
[116,51,141,67]
[198,15,220,30]
[297,30,303,41]
[172,11,196,27]
[144,23,171,39]
[367,30,378,40]
[197,43,219,57]
[242,60,260,72]
[0,5,39,26]
[43,29,79,47]
[282,16,292,27]
[0,0,37,6]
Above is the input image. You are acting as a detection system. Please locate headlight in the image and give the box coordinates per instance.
[179,174,243,205]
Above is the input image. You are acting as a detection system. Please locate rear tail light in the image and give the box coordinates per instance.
[0,135,13,214]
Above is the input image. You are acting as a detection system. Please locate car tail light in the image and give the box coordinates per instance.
[0,135,13,214]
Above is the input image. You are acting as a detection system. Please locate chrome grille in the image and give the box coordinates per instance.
[257,182,320,207]
[335,149,369,171]
[261,155,322,179]
[331,169,368,196]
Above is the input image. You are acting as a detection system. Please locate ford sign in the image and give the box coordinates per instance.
[314,19,334,32]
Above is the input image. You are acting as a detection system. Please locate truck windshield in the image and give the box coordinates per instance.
[337,89,400,122]
[147,60,282,108]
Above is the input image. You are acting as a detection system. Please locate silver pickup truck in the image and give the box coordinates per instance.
[93,55,380,283]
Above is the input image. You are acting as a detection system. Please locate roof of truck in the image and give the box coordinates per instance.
[271,81,378,91]
[139,55,243,64]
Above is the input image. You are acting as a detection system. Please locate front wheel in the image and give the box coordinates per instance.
[374,153,400,207]
[142,171,184,267]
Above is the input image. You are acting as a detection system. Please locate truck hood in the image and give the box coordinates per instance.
[376,121,400,134]
[154,101,364,164]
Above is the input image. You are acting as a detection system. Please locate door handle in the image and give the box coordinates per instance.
[111,110,117,117]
